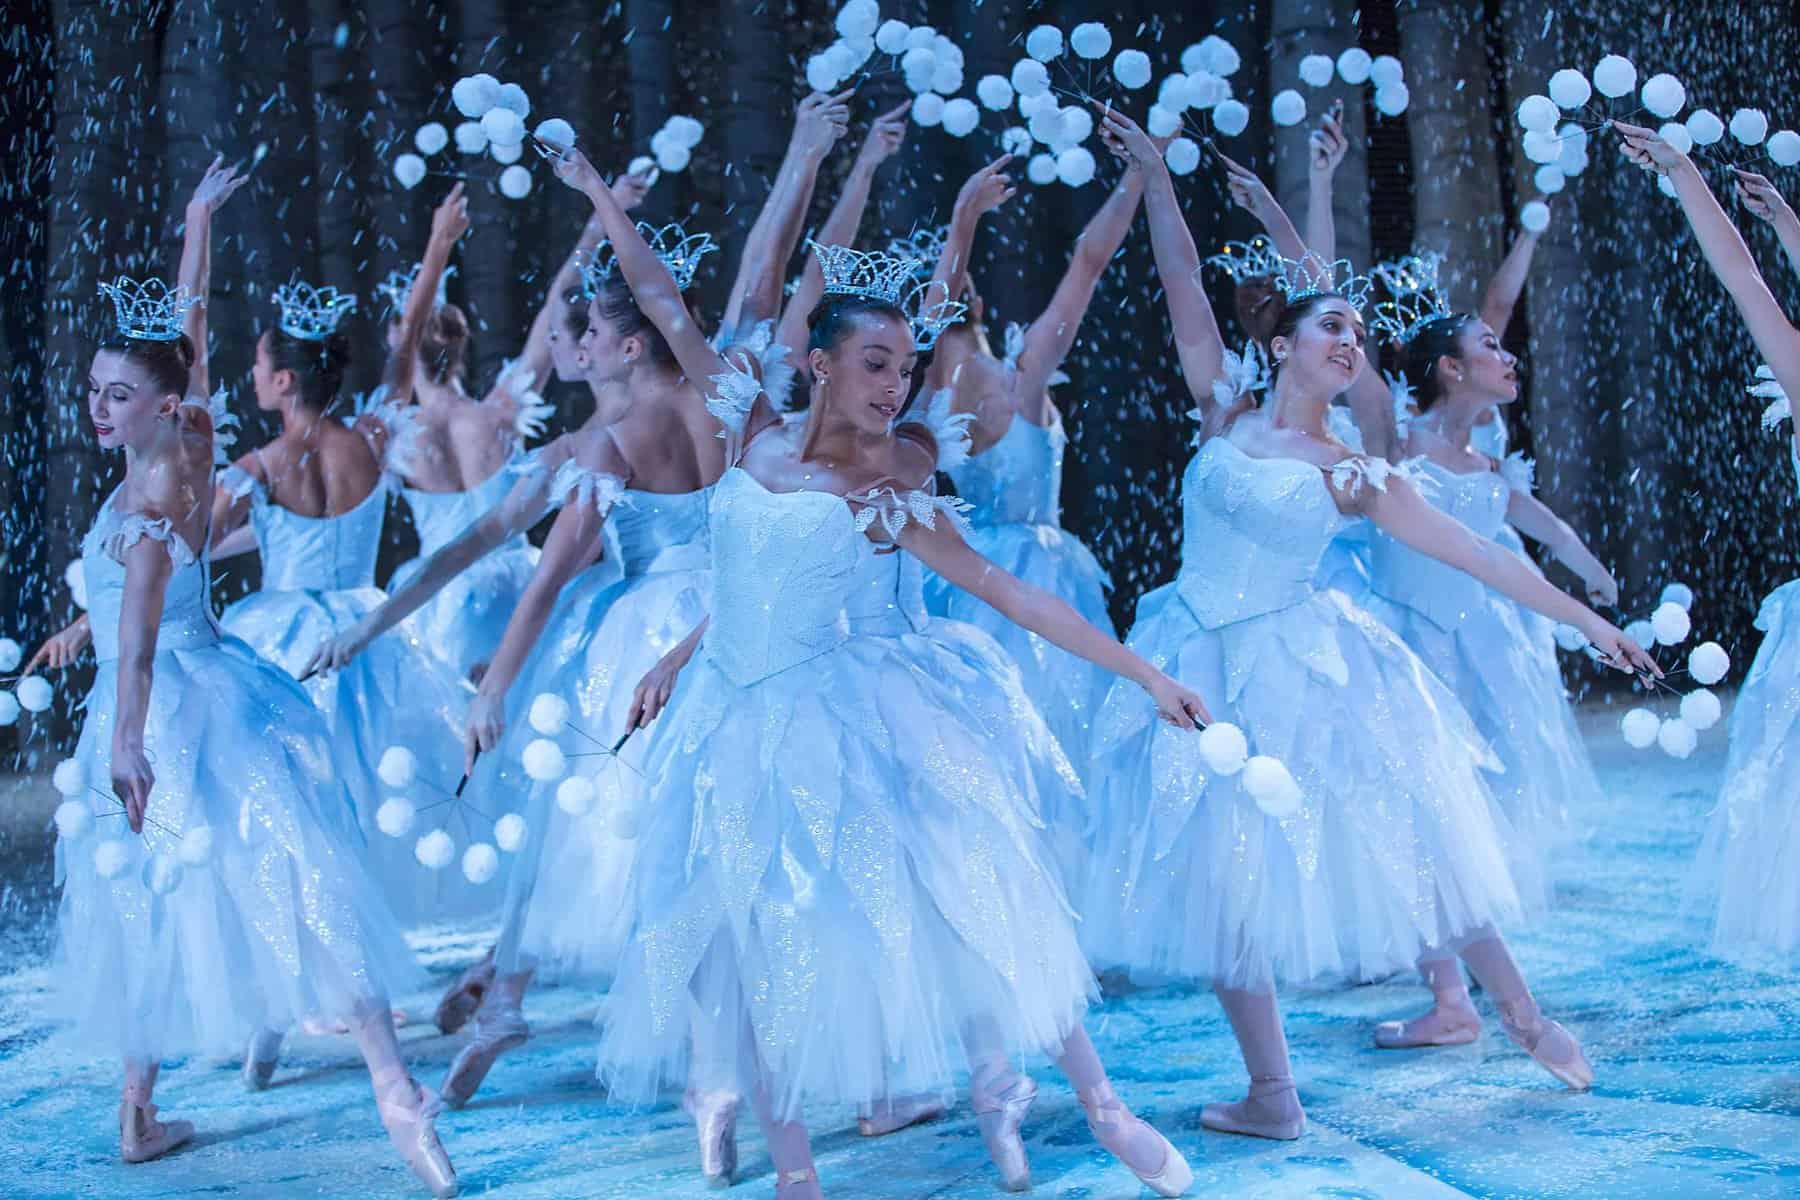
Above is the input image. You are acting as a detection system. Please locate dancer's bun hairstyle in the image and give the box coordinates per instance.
[98,332,196,397]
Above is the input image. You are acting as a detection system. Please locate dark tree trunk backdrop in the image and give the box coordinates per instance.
[4,0,1800,757]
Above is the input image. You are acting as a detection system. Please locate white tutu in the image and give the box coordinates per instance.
[1691,578,1800,969]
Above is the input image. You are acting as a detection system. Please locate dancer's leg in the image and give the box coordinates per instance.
[685,1004,742,1188]
[747,1083,819,1200]
[120,1059,193,1164]
[241,1026,286,1091]
[434,947,497,1035]
[1054,1025,1193,1196]
[1373,948,1482,1048]
[1201,984,1306,1140]
[441,968,531,1108]
[964,1015,1037,1192]
[350,998,458,1198]
[1457,931,1593,1090]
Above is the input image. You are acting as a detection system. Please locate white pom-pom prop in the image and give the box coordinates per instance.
[1058,107,1093,146]
[1650,601,1692,646]
[1592,55,1636,99]
[654,142,691,173]
[1769,130,1800,168]
[377,746,417,789]
[415,829,455,870]
[1517,95,1559,132]
[393,154,427,190]
[941,98,980,138]
[1679,688,1722,732]
[1336,47,1372,85]
[522,737,568,782]
[1686,109,1725,146]
[1299,54,1334,88]
[1147,105,1182,139]
[1271,89,1306,128]
[1369,55,1405,90]
[1190,35,1241,78]
[902,25,936,52]
[1026,25,1063,62]
[94,839,131,879]
[1552,624,1590,652]
[453,120,489,155]
[480,107,525,148]
[1521,201,1552,233]
[1621,707,1660,749]
[912,93,946,128]
[1640,74,1686,120]
[1522,128,1562,165]
[627,155,659,184]
[494,812,527,853]
[461,842,500,885]
[1242,756,1304,819]
[1659,582,1695,611]
[1184,73,1230,110]
[1056,146,1096,188]
[533,118,575,153]
[177,823,214,867]
[1658,122,1694,155]
[528,692,571,736]
[1658,173,1677,200]
[1213,99,1250,138]
[555,775,597,816]
[1374,83,1410,117]
[451,73,500,120]
[415,122,449,156]
[1549,69,1592,109]
[1011,58,1050,98]
[1001,126,1033,156]
[874,19,909,55]
[491,138,523,165]
[1018,89,1057,121]
[1534,165,1567,195]
[1730,108,1770,147]
[376,797,417,839]
[1165,138,1202,176]
[835,0,879,39]
[977,74,1013,111]
[52,758,86,797]
[0,638,22,673]
[1196,722,1250,776]
[1657,717,1698,760]
[53,800,92,840]
[15,676,51,713]
[1113,49,1152,90]
[0,692,18,726]
[1688,642,1730,686]
[805,54,843,94]
[1624,618,1656,648]
[1026,153,1058,185]
[1069,22,1112,60]
[499,165,532,199]
[608,797,644,840]
[495,82,530,118]
[146,853,184,896]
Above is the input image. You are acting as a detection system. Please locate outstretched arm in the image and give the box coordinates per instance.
[175,156,248,398]
[1305,106,1348,262]
[381,185,470,401]
[1734,169,1800,285]
[1504,488,1617,606]
[1479,215,1545,336]
[926,153,1017,308]
[1215,148,1307,261]
[624,616,709,731]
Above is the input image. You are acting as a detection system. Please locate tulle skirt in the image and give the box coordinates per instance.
[475,560,710,983]
[923,520,1113,772]
[390,538,540,680]
[1691,578,1800,970]
[221,587,486,926]
[52,636,419,1061]
[595,631,1096,1119]
[1366,587,1599,911]
[1494,523,1562,673]
[1080,584,1527,990]
[1316,524,1374,607]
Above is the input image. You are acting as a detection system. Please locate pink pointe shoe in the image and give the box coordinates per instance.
[119,1098,194,1164]
[434,953,496,1036]
[241,1028,284,1091]
[683,1088,740,1188]
[1081,1083,1194,1197]
[1499,994,1594,1091]
[972,1074,1038,1192]
[1373,1000,1483,1049]
[858,1093,947,1137]
[441,998,529,1109]
[376,1078,458,1198]
[1200,1074,1306,1141]
[776,1166,822,1199]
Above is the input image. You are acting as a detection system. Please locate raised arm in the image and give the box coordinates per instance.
[721,89,853,334]
[774,100,910,358]
[381,184,470,401]
[1616,123,1800,423]
[926,154,1017,309]
[1504,487,1617,606]
[1099,108,1225,416]
[1215,149,1307,261]
[175,156,248,398]
[1733,169,1800,285]
[1479,215,1545,335]
[1305,106,1348,262]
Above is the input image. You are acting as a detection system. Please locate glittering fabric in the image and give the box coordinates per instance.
[218,469,484,925]
[53,493,418,1061]
[596,468,1095,1120]
[1080,439,1524,990]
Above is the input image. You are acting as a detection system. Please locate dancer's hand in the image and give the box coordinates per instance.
[1734,169,1798,229]
[1146,672,1211,730]
[429,182,470,247]
[794,88,854,160]
[1096,105,1160,170]
[627,644,691,730]
[610,166,653,212]
[1310,108,1348,176]
[23,616,90,674]
[1612,120,1687,176]
[953,154,1017,219]
[187,153,249,217]
[855,100,910,171]
[1216,149,1281,222]
[1582,617,1662,678]
[110,739,154,835]
[553,146,606,197]
[1581,566,1619,609]
[300,622,371,679]
[462,690,506,774]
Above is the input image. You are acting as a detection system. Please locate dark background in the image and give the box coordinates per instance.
[4,0,1800,762]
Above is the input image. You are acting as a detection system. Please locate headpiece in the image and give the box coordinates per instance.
[1200,237,1284,285]
[1370,250,1454,342]
[808,241,968,351]
[1270,251,1374,310]
[273,280,358,341]
[375,263,454,317]
[583,221,717,295]
[97,276,198,342]
[887,225,948,276]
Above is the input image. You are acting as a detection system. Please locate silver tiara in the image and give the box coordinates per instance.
[903,279,967,352]
[1370,251,1453,342]
[888,225,948,276]
[585,222,717,294]
[1272,251,1374,310]
[97,276,199,342]
[1200,237,1284,285]
[274,280,358,341]
[375,264,454,316]
[809,242,968,350]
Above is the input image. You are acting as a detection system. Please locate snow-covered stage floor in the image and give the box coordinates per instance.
[1,708,1796,1199]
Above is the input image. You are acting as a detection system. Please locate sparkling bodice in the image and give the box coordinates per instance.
[842,543,930,637]
[947,412,1066,526]
[602,487,712,577]
[1370,461,1510,632]
[81,493,219,664]
[703,468,860,686]
[223,467,384,591]
[1173,439,1351,629]
[400,461,520,556]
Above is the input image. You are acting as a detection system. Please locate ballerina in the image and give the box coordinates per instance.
[1612,123,1800,970]
[207,188,481,929]
[1079,109,1658,1139]
[1360,252,1617,1046]
[910,149,1138,795]
[24,158,455,1196]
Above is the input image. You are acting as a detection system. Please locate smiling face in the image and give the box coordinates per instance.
[1271,297,1366,392]
[87,349,178,451]
[1443,319,1520,407]
[809,310,918,436]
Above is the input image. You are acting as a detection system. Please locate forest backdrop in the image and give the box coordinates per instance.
[3,0,1800,747]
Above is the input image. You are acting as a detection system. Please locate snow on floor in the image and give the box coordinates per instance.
[0,711,1796,1199]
